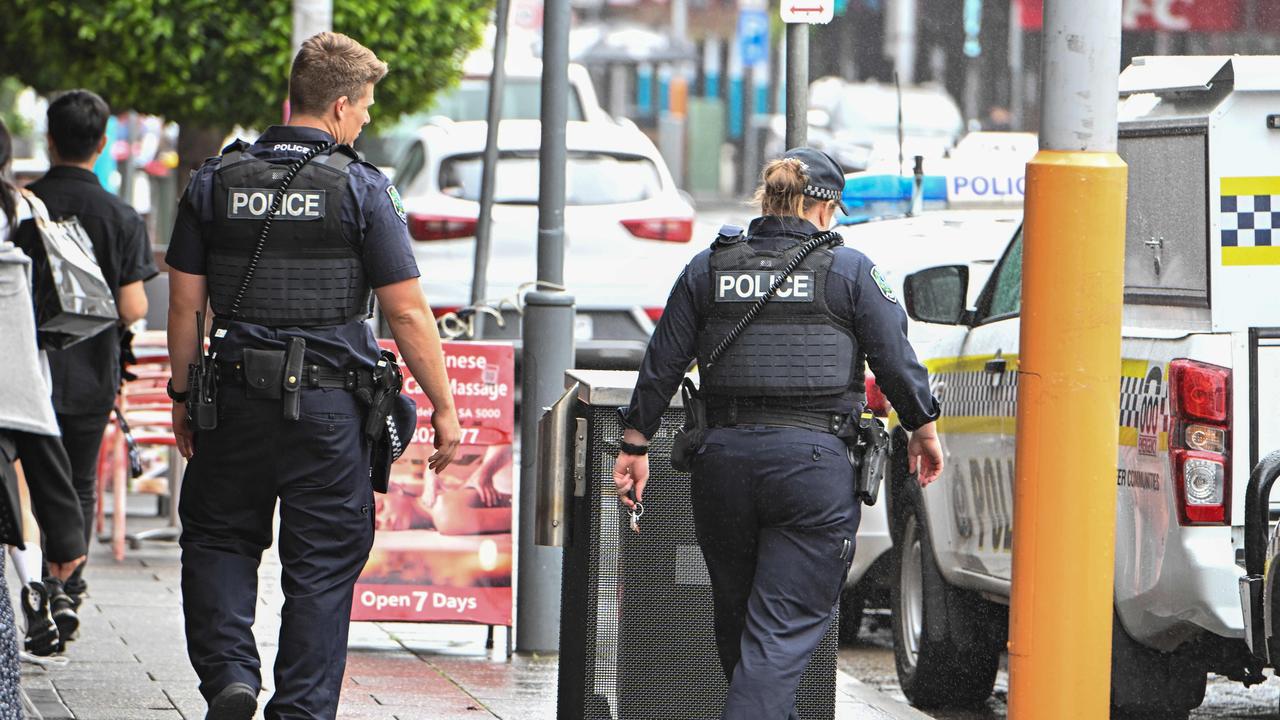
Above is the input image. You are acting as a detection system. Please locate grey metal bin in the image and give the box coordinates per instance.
[538,369,838,720]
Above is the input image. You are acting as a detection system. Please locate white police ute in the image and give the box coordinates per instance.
[893,56,1280,717]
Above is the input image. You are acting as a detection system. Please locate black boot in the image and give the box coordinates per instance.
[44,578,79,651]
[205,682,257,720]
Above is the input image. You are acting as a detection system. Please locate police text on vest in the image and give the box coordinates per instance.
[714,271,816,302]
[227,188,326,221]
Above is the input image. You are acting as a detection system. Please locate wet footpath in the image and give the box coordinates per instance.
[12,514,929,720]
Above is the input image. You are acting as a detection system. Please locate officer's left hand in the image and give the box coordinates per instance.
[173,402,195,459]
[908,422,944,487]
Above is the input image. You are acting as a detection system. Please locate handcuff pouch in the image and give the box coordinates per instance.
[242,348,285,400]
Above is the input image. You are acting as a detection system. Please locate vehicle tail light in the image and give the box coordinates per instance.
[1169,359,1230,423]
[865,375,892,417]
[621,217,693,243]
[1169,359,1232,526]
[643,307,664,323]
[408,214,477,241]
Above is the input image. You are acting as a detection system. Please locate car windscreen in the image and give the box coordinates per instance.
[836,91,962,138]
[430,79,584,122]
[439,151,663,205]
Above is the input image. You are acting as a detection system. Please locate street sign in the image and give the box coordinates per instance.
[737,9,770,66]
[780,0,833,25]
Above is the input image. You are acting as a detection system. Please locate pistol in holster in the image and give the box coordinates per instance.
[357,350,404,443]
[845,412,890,506]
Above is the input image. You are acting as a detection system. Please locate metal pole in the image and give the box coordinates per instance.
[785,24,808,149]
[1007,0,1126,717]
[471,0,513,339]
[518,0,575,654]
[1008,0,1024,130]
[884,0,917,87]
[291,0,332,54]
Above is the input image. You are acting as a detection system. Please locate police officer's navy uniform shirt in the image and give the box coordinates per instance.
[166,126,419,369]
[624,215,939,438]
[17,166,159,415]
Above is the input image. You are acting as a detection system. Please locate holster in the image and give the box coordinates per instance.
[187,360,219,431]
[362,350,407,493]
[847,414,890,506]
[187,311,219,430]
[282,337,305,420]
[670,379,707,473]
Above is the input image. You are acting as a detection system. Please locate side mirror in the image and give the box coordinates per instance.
[903,265,970,325]
[808,108,832,130]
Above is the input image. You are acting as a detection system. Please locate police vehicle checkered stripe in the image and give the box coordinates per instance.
[1117,374,1170,431]
[1220,193,1279,247]
[928,361,1167,430]
[931,369,1018,419]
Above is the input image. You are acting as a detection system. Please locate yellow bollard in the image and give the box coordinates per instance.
[1008,150,1127,719]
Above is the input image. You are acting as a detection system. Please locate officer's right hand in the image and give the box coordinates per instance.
[429,409,461,472]
[173,402,195,459]
[908,422,944,487]
[614,453,648,511]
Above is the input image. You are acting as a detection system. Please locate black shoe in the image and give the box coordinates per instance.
[20,582,60,657]
[44,579,79,650]
[205,682,257,720]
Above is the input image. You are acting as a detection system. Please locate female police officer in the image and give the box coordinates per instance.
[613,147,944,720]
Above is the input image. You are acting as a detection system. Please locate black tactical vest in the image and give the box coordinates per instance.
[206,142,371,327]
[696,231,860,405]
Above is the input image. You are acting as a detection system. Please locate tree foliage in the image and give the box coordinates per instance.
[0,0,491,161]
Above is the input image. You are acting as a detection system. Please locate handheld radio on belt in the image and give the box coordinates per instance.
[186,143,332,431]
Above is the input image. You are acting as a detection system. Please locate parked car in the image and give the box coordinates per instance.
[394,119,708,369]
[768,78,964,173]
[359,50,609,170]
[832,206,1018,642]
[888,55,1280,719]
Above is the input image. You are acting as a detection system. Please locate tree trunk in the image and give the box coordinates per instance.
[176,124,229,176]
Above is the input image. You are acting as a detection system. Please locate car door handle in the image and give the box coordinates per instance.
[984,358,1007,374]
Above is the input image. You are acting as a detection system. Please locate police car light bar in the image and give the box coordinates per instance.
[838,165,1027,225]
[838,174,947,226]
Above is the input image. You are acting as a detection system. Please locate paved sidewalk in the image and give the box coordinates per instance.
[12,515,927,720]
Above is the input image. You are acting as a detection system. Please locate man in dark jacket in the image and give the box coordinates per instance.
[14,89,158,643]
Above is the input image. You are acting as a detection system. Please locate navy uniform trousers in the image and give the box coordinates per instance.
[179,386,374,720]
[691,426,861,720]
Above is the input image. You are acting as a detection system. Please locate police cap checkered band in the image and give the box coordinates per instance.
[805,185,840,201]
[783,147,849,214]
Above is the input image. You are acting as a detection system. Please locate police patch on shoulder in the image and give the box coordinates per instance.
[386,185,407,224]
[870,266,897,304]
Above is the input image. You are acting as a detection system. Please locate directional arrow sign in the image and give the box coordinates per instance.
[780,0,833,24]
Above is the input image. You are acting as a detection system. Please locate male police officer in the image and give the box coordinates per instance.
[614,148,943,719]
[165,33,461,720]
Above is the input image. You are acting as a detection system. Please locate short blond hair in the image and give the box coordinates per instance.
[289,32,389,116]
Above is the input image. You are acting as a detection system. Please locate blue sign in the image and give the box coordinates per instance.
[738,9,769,67]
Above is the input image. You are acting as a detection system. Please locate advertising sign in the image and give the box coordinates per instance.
[351,341,516,626]
[1018,0,1242,32]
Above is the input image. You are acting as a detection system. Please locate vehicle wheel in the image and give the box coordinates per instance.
[891,493,1002,709]
[1110,611,1205,720]
[837,586,866,645]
